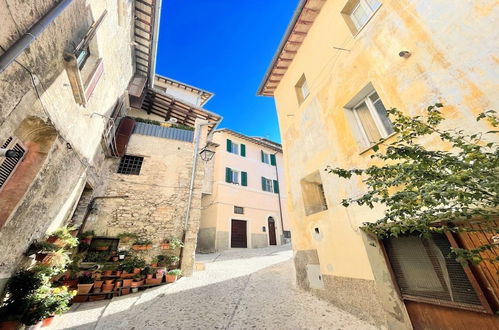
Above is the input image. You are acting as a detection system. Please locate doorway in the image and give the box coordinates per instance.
[231,219,247,248]
[268,217,277,245]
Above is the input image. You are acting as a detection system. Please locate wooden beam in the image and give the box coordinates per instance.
[291,30,307,36]
[136,0,153,7]
[135,6,151,16]
[135,24,151,34]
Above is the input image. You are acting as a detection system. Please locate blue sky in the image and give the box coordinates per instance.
[155,0,300,143]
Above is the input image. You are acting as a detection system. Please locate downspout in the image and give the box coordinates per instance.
[273,152,285,237]
[0,0,74,73]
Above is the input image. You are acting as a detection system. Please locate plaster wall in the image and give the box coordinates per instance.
[0,0,135,290]
[270,0,498,328]
[198,131,290,252]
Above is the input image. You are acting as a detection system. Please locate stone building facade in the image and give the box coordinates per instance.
[259,0,499,329]
[198,129,290,252]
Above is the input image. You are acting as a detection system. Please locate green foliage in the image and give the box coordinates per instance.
[85,251,110,263]
[118,256,146,273]
[167,255,180,265]
[133,239,152,246]
[327,105,499,264]
[50,226,79,248]
[167,269,182,276]
[142,266,155,275]
[27,241,59,254]
[78,230,95,238]
[117,232,139,241]
[77,273,94,284]
[165,238,184,249]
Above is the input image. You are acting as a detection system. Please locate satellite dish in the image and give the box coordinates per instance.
[168,117,178,124]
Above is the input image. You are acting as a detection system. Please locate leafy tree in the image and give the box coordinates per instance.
[327,104,498,264]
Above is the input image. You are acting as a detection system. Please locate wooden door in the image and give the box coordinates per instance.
[268,218,277,245]
[231,219,247,248]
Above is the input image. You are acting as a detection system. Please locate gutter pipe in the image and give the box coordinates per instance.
[148,0,162,89]
[273,152,286,237]
[0,0,74,73]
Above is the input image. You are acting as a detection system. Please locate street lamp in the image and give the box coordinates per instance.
[199,147,215,162]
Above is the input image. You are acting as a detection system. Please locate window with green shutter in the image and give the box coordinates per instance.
[273,180,279,193]
[226,139,232,152]
[270,154,276,166]
[240,144,246,157]
[225,167,232,183]
[262,177,273,192]
[241,171,247,186]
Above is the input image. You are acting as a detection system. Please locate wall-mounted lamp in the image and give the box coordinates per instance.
[199,147,215,162]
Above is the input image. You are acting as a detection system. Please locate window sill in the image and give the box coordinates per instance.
[359,132,397,155]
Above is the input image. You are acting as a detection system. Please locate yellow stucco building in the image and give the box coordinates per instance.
[259,0,499,329]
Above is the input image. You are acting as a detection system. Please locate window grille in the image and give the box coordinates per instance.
[234,206,244,214]
[117,155,144,175]
[0,137,26,190]
[384,234,486,312]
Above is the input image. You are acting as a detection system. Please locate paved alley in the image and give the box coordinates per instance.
[52,245,377,330]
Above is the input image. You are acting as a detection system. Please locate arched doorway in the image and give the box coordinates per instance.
[268,217,277,246]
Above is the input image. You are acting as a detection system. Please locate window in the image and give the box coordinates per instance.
[261,151,277,166]
[117,155,144,175]
[301,171,328,215]
[384,234,488,312]
[262,177,279,193]
[347,88,394,147]
[295,74,310,104]
[0,137,26,191]
[225,168,247,186]
[342,0,381,34]
[234,206,244,214]
[226,139,246,157]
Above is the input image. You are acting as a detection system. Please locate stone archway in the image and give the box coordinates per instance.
[0,116,57,227]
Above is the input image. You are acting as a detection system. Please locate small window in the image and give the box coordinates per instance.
[226,168,247,186]
[301,171,328,216]
[347,88,394,147]
[262,177,273,192]
[234,206,244,214]
[342,0,381,34]
[262,151,270,164]
[226,139,246,157]
[117,155,144,175]
[295,74,310,104]
[231,170,240,184]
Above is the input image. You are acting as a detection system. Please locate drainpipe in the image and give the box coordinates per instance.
[0,0,74,73]
[273,152,285,238]
[148,0,162,89]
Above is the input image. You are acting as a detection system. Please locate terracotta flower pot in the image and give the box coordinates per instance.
[104,279,114,285]
[96,246,109,251]
[121,288,130,295]
[102,284,114,292]
[114,281,122,288]
[77,283,94,295]
[133,268,141,274]
[122,279,133,287]
[151,263,158,267]
[131,245,142,251]
[47,236,65,247]
[0,320,21,330]
[35,253,54,264]
[145,278,161,285]
[112,256,119,262]
[131,280,143,288]
[145,244,153,250]
[165,275,177,283]
[62,279,78,288]
[103,270,113,276]
[94,280,103,288]
[72,295,89,303]
[160,243,170,249]
[146,274,153,279]
[114,270,122,276]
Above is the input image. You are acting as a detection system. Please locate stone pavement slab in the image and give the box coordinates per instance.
[51,245,377,330]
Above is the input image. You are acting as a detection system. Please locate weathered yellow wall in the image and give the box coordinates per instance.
[274,0,499,280]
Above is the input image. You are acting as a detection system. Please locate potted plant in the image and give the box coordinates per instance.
[102,280,114,292]
[94,241,110,251]
[101,265,116,276]
[160,239,170,250]
[169,238,184,250]
[117,256,146,274]
[77,272,94,294]
[168,255,180,267]
[117,232,138,244]
[166,269,182,283]
[131,275,143,292]
[78,230,95,244]
[142,266,155,279]
[47,226,78,249]
[150,256,159,267]
[131,239,153,251]
[156,255,167,267]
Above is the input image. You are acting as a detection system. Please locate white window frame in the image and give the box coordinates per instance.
[350,0,381,31]
[352,90,391,146]
[263,178,273,192]
[230,142,240,155]
[231,169,240,185]
[262,151,270,164]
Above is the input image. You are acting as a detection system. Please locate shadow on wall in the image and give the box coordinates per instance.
[0,116,57,228]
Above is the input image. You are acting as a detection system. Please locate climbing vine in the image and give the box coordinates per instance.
[327,104,499,264]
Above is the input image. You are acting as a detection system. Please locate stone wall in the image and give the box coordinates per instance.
[85,128,207,276]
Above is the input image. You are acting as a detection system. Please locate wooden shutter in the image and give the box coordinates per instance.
[270,154,276,166]
[0,137,26,191]
[225,167,232,183]
[261,177,266,191]
[226,139,232,152]
[273,180,279,193]
[240,144,246,157]
[241,172,247,186]
[261,150,264,162]
[113,117,136,157]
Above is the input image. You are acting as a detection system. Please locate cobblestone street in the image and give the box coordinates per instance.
[52,245,376,330]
